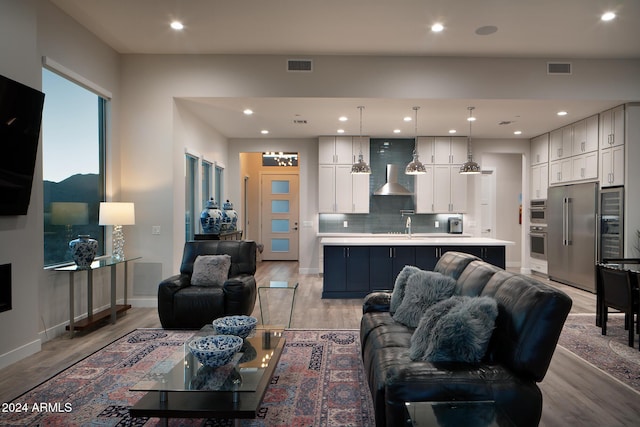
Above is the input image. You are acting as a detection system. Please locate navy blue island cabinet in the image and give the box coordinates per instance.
[322,243,506,298]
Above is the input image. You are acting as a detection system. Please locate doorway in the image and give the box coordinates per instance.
[260,173,299,260]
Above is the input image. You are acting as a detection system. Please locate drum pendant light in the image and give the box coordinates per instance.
[405,106,427,175]
[351,106,371,174]
[460,106,482,174]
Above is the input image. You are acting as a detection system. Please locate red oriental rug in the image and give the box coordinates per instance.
[2,329,375,426]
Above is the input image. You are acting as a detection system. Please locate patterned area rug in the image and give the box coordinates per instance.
[558,313,640,392]
[2,329,374,426]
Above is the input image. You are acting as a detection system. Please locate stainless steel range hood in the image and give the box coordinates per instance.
[374,164,413,196]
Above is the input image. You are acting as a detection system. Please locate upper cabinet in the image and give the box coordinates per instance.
[549,128,571,161]
[318,137,370,213]
[572,115,599,155]
[531,133,549,165]
[319,136,370,165]
[433,137,467,164]
[599,105,625,150]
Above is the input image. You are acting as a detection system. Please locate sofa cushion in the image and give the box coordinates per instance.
[410,296,498,363]
[191,254,231,287]
[390,265,422,313]
[392,271,456,327]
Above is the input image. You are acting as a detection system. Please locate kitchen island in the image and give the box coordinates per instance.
[320,235,514,298]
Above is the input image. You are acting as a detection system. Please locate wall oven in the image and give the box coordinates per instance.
[530,199,547,224]
[529,225,547,260]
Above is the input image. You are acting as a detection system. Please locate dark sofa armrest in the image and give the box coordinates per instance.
[223,274,257,316]
[158,274,191,295]
[363,291,392,314]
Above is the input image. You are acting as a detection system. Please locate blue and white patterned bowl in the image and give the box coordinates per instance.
[188,335,243,368]
[212,315,258,339]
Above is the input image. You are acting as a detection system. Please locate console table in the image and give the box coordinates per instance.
[53,256,141,335]
[194,230,243,240]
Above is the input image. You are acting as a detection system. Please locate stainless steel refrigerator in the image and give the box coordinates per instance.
[547,182,598,292]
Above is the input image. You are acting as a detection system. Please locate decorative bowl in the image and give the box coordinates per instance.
[188,335,243,368]
[212,315,258,338]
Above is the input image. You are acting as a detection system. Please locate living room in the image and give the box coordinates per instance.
[1,1,640,425]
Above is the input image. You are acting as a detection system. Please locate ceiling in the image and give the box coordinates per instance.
[50,0,640,140]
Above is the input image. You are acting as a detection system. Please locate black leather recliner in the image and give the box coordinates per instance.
[158,240,257,329]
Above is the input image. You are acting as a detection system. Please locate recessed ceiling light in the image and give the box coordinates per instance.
[514,130,523,135]
[261,130,269,135]
[243,109,253,115]
[601,12,616,21]
[337,129,345,134]
[431,23,444,33]
[170,21,184,30]
[338,116,348,122]
[557,111,568,116]
[403,116,412,122]
[449,129,457,134]
[393,129,401,134]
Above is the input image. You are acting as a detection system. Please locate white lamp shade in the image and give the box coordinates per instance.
[99,202,135,225]
[50,202,89,225]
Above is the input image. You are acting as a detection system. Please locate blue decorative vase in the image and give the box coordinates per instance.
[200,198,223,234]
[69,235,98,269]
[221,200,238,231]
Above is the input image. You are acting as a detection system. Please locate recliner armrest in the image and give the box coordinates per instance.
[223,274,257,316]
[363,291,392,314]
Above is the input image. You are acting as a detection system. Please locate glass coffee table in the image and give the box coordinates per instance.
[258,280,298,328]
[404,401,516,427]
[129,326,285,425]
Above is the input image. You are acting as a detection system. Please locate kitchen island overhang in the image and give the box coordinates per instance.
[320,236,515,298]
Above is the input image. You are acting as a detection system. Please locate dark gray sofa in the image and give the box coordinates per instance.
[360,251,572,427]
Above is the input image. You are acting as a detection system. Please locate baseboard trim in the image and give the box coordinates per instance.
[0,338,41,370]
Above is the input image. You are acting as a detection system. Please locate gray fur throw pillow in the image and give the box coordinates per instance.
[392,271,457,327]
[409,296,498,363]
[390,265,422,313]
[191,254,231,287]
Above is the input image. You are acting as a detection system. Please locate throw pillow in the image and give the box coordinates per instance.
[191,254,231,287]
[390,265,422,314]
[410,296,498,363]
[392,271,457,327]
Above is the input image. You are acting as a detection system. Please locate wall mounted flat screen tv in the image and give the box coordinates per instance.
[0,74,45,215]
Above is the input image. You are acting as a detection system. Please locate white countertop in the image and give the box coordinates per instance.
[319,235,515,246]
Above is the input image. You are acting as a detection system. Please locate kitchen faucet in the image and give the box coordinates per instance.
[405,216,412,238]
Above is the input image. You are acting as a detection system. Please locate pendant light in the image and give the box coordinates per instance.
[405,106,426,175]
[460,106,481,174]
[351,106,371,174]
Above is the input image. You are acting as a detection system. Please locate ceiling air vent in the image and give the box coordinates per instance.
[287,59,313,72]
[547,62,572,75]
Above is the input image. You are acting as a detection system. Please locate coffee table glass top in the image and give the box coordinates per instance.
[131,326,284,393]
[405,401,516,427]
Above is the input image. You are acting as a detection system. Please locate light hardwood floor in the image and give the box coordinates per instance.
[1,261,639,426]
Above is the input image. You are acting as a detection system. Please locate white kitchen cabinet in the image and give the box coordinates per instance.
[530,163,548,200]
[417,136,435,164]
[549,128,571,161]
[434,137,467,164]
[415,165,434,213]
[549,158,572,184]
[319,136,369,165]
[599,105,625,150]
[318,165,370,213]
[572,115,598,155]
[530,134,549,165]
[600,145,625,187]
[571,151,598,181]
[433,165,467,212]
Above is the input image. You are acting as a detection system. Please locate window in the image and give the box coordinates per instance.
[42,69,106,266]
[202,160,212,207]
[215,164,224,206]
[185,154,198,241]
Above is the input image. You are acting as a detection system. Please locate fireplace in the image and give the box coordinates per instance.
[0,263,11,313]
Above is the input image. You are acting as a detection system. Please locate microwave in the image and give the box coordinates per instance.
[530,199,547,224]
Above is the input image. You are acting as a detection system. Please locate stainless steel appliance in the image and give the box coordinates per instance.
[599,186,624,261]
[529,225,547,260]
[530,199,547,224]
[547,182,598,292]
[448,217,463,234]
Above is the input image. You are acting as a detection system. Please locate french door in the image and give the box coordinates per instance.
[260,173,299,260]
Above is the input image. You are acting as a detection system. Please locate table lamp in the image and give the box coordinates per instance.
[99,202,135,261]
